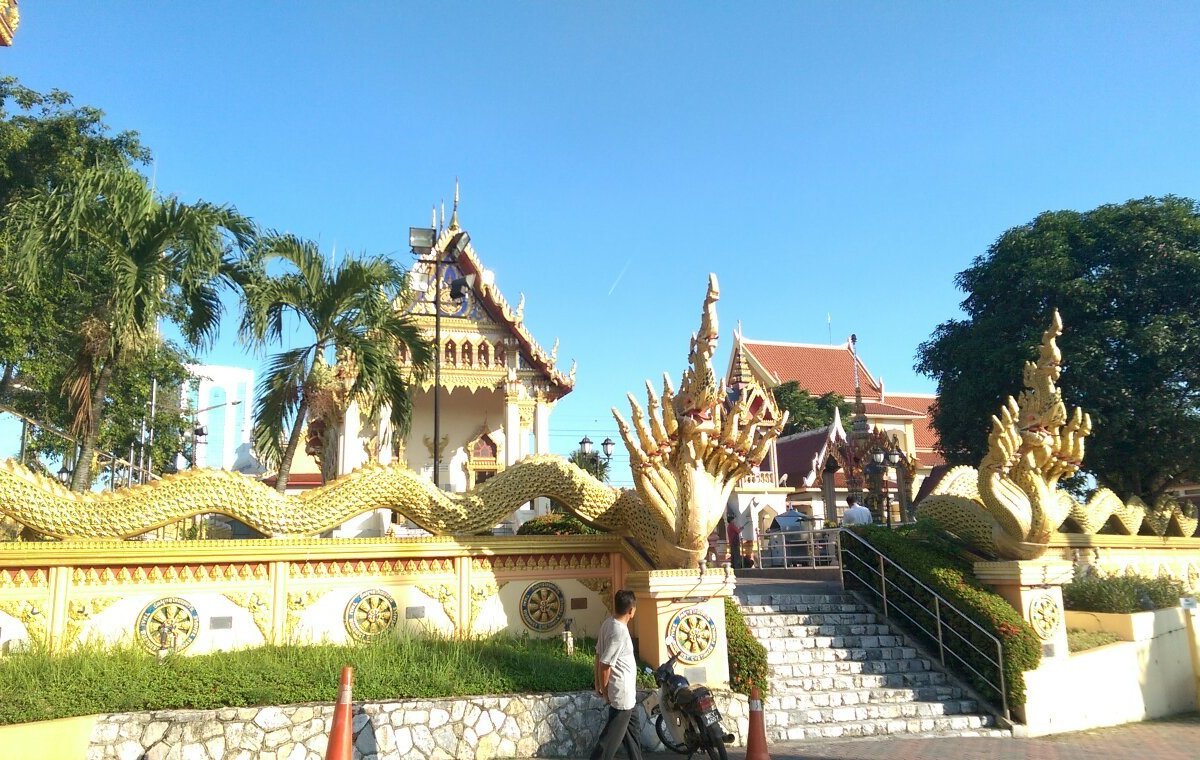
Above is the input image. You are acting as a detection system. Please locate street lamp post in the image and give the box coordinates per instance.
[409,227,473,489]
[183,399,243,470]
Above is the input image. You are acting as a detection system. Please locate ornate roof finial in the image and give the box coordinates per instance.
[449,177,461,231]
[440,199,446,231]
[431,205,437,231]
[849,333,869,438]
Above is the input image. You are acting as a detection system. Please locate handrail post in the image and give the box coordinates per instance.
[934,597,945,667]
[998,640,1009,720]
[878,553,888,617]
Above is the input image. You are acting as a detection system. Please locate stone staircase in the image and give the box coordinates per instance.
[738,591,1010,742]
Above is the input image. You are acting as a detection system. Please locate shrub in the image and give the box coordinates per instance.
[1067,629,1119,653]
[725,597,768,696]
[841,523,1041,710]
[516,513,603,536]
[0,633,599,726]
[1063,573,1186,614]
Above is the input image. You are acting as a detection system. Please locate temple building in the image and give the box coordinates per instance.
[724,330,943,531]
[331,192,574,535]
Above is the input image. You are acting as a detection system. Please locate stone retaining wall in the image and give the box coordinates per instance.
[86,690,749,760]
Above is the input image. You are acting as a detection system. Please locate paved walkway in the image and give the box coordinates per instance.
[626,713,1200,760]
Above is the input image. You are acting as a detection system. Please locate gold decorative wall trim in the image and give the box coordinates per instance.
[64,596,120,645]
[0,568,48,589]
[291,558,455,578]
[416,583,459,631]
[0,599,47,641]
[578,578,614,614]
[224,592,273,642]
[472,553,611,573]
[71,563,270,587]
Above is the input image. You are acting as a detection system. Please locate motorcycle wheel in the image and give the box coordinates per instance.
[654,713,690,755]
[703,724,730,760]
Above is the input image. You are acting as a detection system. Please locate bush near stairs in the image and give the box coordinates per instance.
[726,597,770,696]
[841,524,1041,710]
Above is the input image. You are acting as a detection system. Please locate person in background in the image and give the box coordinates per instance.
[725,510,742,569]
[590,589,643,760]
[841,495,873,526]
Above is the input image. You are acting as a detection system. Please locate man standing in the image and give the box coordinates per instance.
[841,495,873,526]
[591,589,643,760]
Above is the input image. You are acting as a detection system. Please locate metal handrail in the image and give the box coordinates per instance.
[0,402,160,484]
[752,526,841,570]
[838,528,1009,720]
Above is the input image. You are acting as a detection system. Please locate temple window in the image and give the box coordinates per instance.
[496,344,506,367]
[445,340,456,366]
[479,343,490,368]
[462,342,473,367]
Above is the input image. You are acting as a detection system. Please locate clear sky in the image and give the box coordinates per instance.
[5,3,1199,486]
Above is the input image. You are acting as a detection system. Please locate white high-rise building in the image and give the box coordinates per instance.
[184,365,259,474]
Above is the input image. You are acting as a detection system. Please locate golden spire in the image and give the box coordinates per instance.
[449,177,461,231]
[730,334,753,387]
[431,205,437,231]
[440,199,446,231]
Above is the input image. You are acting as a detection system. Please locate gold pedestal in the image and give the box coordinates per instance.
[624,569,736,688]
[974,559,1074,661]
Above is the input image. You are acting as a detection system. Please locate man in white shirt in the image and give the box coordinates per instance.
[841,495,873,526]
[590,589,643,760]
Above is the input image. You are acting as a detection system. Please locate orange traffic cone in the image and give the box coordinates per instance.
[744,682,770,760]
[325,666,355,760]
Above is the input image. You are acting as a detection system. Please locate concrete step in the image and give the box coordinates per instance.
[738,594,856,607]
[748,622,893,638]
[766,718,1007,743]
[778,670,950,691]
[770,657,932,678]
[764,685,965,709]
[766,699,982,727]
[742,612,880,627]
[740,602,870,616]
[758,633,905,651]
[765,645,920,665]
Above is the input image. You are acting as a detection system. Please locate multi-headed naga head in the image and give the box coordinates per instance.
[612,274,787,568]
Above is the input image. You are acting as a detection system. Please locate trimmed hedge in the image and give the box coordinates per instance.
[841,524,1041,710]
[725,597,769,696]
[1064,573,1186,614]
[516,513,603,536]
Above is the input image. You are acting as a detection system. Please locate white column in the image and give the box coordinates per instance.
[504,397,521,466]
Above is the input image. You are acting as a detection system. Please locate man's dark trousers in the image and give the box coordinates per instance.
[589,705,643,760]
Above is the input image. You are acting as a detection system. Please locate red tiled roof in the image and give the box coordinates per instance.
[886,394,939,450]
[861,401,925,418]
[776,426,842,489]
[742,341,880,399]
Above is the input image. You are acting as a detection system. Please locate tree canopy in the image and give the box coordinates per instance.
[568,448,610,482]
[916,196,1200,501]
[771,381,850,436]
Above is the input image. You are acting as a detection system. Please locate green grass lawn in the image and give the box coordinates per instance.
[1067,629,1120,653]
[0,635,616,726]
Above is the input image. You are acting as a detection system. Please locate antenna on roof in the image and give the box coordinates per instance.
[449,177,460,231]
[827,313,832,345]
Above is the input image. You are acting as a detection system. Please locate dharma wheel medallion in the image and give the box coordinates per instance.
[344,589,398,641]
[667,607,717,663]
[520,581,565,632]
[1028,593,1062,641]
[137,597,199,654]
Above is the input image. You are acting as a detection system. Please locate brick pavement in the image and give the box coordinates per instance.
[624,714,1200,760]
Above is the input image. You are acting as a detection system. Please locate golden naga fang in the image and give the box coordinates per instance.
[612,274,787,567]
[918,311,1093,559]
[0,275,784,569]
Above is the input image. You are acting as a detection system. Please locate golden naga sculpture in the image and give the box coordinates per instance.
[0,275,785,570]
[612,274,787,567]
[918,311,1090,560]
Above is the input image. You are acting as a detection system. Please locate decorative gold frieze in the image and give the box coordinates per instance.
[0,568,48,589]
[70,563,269,586]
[469,579,499,633]
[577,578,614,614]
[285,590,324,642]
[292,557,454,578]
[472,553,611,573]
[224,592,273,642]
[0,599,47,641]
[416,583,458,631]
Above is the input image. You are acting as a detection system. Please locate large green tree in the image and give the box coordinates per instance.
[7,166,253,490]
[916,196,1200,501]
[568,448,610,482]
[771,381,851,436]
[240,234,433,492]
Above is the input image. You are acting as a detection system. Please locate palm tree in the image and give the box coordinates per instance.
[569,448,610,482]
[6,167,253,491]
[239,233,434,492]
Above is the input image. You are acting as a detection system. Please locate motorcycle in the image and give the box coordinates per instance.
[641,645,733,760]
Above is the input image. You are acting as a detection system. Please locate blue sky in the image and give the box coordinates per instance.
[5,3,1200,485]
